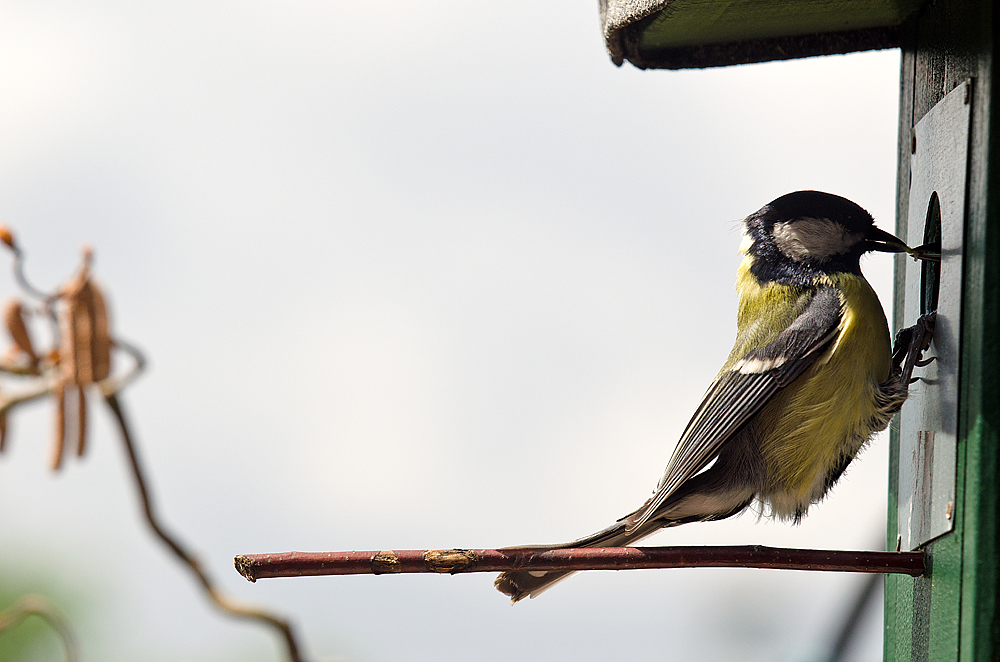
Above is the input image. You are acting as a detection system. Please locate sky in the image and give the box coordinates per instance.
[0,2,904,661]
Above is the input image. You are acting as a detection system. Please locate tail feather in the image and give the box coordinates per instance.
[494,519,664,604]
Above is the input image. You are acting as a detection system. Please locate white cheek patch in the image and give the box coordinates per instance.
[772,218,861,263]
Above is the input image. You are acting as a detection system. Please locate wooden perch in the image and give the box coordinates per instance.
[234,546,926,582]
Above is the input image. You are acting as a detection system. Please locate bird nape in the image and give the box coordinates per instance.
[495,190,937,604]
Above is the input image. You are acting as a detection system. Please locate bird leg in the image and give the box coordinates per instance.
[891,312,936,384]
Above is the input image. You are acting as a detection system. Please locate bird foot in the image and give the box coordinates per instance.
[891,312,936,384]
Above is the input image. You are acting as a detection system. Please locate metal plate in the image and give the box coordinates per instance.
[897,80,970,551]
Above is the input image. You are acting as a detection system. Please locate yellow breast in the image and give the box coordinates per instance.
[733,260,892,516]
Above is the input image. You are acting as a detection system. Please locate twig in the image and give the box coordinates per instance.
[104,393,308,662]
[0,594,80,662]
[234,546,927,582]
[10,246,55,303]
[0,233,312,659]
[8,246,62,346]
[96,339,146,399]
[0,379,57,414]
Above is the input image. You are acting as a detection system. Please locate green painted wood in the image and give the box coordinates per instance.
[635,0,921,50]
[887,1,999,661]
[602,0,921,68]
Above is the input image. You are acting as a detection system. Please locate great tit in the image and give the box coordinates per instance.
[496,190,935,603]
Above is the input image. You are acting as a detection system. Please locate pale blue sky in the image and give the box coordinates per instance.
[0,2,902,660]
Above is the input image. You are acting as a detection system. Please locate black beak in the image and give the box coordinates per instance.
[866,227,940,262]
[865,226,910,254]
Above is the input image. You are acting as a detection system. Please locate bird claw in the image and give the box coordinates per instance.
[892,311,936,385]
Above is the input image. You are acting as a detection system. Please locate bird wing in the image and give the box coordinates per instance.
[629,285,843,530]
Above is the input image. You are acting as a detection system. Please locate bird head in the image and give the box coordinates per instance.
[742,190,927,285]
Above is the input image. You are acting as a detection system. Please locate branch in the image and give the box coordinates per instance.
[234,546,927,582]
[104,393,309,662]
[0,594,79,662]
[96,338,146,398]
